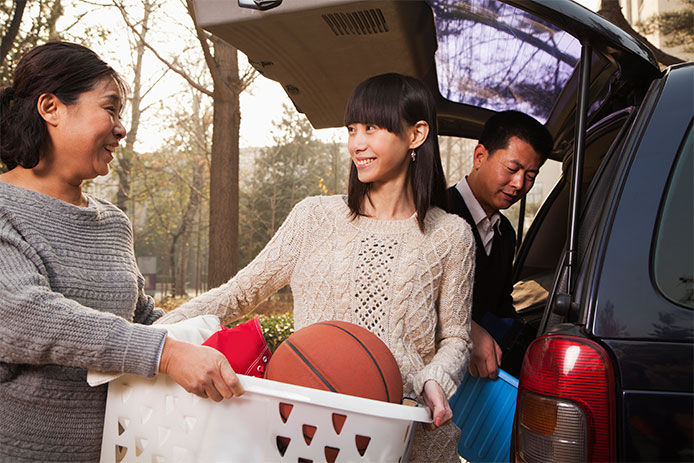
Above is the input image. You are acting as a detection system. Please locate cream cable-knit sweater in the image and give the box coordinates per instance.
[160,195,475,400]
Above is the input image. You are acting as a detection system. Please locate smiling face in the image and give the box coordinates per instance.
[42,77,126,182]
[468,136,543,216]
[347,123,413,187]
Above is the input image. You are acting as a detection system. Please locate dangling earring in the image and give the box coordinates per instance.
[410,149,416,162]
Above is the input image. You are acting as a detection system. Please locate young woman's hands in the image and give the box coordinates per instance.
[159,337,244,401]
[422,379,453,428]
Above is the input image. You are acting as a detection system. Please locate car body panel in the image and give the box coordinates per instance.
[590,64,693,341]
[605,340,693,392]
[578,64,694,460]
[621,391,693,461]
[194,0,438,130]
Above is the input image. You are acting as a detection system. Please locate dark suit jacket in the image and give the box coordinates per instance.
[446,186,516,324]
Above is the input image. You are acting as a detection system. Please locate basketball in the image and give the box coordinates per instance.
[265,320,403,404]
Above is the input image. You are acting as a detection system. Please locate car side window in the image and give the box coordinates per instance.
[653,123,694,309]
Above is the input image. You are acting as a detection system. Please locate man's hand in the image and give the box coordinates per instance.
[468,320,503,379]
[159,337,245,401]
[422,380,453,428]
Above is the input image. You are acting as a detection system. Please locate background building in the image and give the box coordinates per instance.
[618,0,693,62]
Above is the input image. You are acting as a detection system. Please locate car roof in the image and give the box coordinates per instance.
[194,0,660,159]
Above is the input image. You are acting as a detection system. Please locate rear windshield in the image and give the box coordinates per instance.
[427,0,581,123]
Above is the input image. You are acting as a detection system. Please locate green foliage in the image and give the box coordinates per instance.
[0,0,65,85]
[257,312,294,352]
[229,311,295,353]
[637,0,694,53]
[238,104,349,267]
[157,294,294,352]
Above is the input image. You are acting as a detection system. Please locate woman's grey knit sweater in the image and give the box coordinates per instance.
[0,181,167,462]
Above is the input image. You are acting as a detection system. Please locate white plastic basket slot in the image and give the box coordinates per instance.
[101,373,431,462]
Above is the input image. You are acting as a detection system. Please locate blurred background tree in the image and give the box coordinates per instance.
[635,0,693,58]
[0,0,64,84]
[239,105,347,267]
[597,0,688,67]
[1,0,65,175]
[113,0,256,289]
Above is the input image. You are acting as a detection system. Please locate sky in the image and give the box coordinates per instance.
[239,76,343,148]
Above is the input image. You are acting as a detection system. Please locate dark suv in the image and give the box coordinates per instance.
[193,0,693,460]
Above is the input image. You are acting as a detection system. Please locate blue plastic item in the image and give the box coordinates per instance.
[449,369,518,462]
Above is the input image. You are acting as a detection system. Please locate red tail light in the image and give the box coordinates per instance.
[514,334,616,462]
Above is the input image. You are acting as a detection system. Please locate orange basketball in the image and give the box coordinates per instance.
[265,320,403,404]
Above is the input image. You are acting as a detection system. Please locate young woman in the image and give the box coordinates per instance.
[160,72,476,461]
[0,42,242,462]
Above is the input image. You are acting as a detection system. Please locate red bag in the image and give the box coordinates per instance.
[202,317,272,378]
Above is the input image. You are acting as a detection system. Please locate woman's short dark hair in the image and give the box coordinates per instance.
[479,110,553,162]
[0,41,126,170]
[344,72,447,231]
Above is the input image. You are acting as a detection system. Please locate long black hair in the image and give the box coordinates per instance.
[344,72,447,231]
[0,41,126,170]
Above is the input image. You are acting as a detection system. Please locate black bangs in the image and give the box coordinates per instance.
[345,72,448,232]
[344,73,407,135]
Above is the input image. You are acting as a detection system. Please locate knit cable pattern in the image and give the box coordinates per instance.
[0,181,166,462]
[158,195,475,461]
[159,195,475,398]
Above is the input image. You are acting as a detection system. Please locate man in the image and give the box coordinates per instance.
[447,110,553,379]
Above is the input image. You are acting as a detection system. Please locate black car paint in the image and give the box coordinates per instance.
[591,66,693,342]
[531,64,694,461]
[593,64,694,461]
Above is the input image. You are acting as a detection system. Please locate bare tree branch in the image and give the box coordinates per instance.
[140,67,170,101]
[184,0,257,95]
[113,0,212,96]
[184,0,224,89]
[58,10,93,35]
[0,0,27,66]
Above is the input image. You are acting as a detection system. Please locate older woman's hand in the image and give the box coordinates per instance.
[159,337,245,401]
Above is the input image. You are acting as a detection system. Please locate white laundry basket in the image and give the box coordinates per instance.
[100,372,431,463]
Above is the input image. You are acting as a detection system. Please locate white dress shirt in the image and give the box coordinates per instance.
[455,177,501,255]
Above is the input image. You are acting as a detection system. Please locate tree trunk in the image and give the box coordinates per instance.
[597,0,684,66]
[169,158,204,297]
[174,236,190,297]
[332,143,339,194]
[441,137,452,181]
[195,204,202,295]
[0,0,27,68]
[113,0,151,214]
[46,0,63,40]
[161,248,170,296]
[168,238,177,296]
[207,38,241,288]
